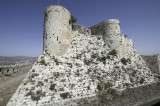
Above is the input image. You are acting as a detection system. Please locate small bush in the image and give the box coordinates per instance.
[87,86,90,90]
[115,66,119,69]
[107,88,117,95]
[104,82,113,89]
[26,90,45,101]
[60,92,70,99]
[97,84,103,91]
[98,56,107,64]
[121,57,128,65]
[108,49,117,56]
[106,55,110,59]
[71,14,77,23]
[124,83,130,87]
[140,78,145,84]
[39,59,47,66]
[124,34,128,38]
[50,83,56,90]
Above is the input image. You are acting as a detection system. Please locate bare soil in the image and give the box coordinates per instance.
[0,70,29,106]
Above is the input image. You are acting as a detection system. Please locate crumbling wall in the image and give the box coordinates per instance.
[0,63,33,76]
[73,25,91,35]
[89,19,133,57]
[89,19,120,35]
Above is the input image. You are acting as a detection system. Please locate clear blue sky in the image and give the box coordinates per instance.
[0,0,160,57]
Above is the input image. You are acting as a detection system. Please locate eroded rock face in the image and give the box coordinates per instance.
[7,5,159,106]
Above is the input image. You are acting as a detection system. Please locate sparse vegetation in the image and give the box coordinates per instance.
[60,92,71,99]
[97,84,103,91]
[26,90,45,101]
[71,14,77,23]
[121,57,128,65]
[100,56,107,64]
[39,58,47,66]
[50,83,56,90]
[140,78,145,84]
[124,34,128,38]
[87,85,90,90]
[108,49,117,56]
[124,83,130,87]
[104,82,113,89]
[106,55,110,59]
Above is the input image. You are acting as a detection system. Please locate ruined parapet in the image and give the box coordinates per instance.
[73,25,91,35]
[43,5,74,56]
[90,19,133,57]
[0,63,33,76]
[89,19,120,35]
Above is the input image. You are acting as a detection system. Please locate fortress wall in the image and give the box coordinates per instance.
[43,5,75,56]
[89,19,120,35]
[103,34,134,57]
[89,21,106,35]
[158,54,160,73]
[73,25,91,35]
[0,63,33,76]
[90,19,133,57]
[62,82,160,106]
[142,55,160,74]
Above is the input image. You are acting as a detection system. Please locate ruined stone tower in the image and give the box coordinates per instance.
[43,5,74,56]
[90,19,133,57]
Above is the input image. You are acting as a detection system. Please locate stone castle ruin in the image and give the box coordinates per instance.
[7,5,160,106]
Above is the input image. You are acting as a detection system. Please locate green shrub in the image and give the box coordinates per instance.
[106,55,110,59]
[140,78,145,84]
[87,86,90,90]
[71,14,77,23]
[60,92,70,99]
[50,83,56,90]
[124,83,130,87]
[108,49,117,56]
[39,59,47,66]
[97,84,103,91]
[104,82,113,89]
[121,57,128,65]
[107,88,117,95]
[124,34,128,38]
[26,90,45,101]
[99,56,107,64]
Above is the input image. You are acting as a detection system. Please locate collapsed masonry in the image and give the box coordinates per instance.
[7,5,159,106]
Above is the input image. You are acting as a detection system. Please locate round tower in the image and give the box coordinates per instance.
[105,19,121,35]
[43,5,73,56]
